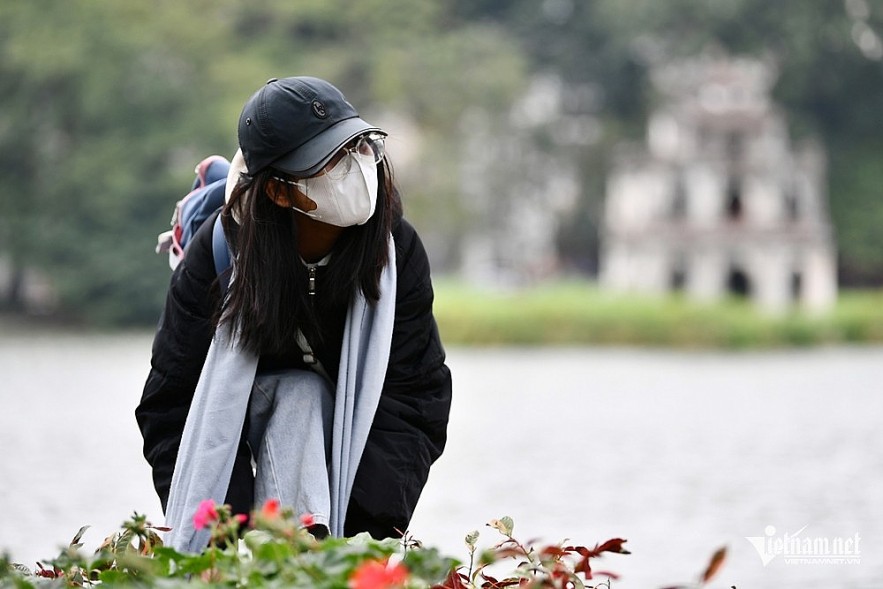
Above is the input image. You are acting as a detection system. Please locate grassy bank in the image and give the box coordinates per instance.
[433,280,883,348]
[3,283,881,349]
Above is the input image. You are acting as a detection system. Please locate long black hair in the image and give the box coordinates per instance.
[218,158,400,356]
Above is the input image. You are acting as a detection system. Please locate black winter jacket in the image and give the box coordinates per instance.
[136,212,452,539]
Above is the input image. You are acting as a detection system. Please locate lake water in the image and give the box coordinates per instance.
[0,332,880,588]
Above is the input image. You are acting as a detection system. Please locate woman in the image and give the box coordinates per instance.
[136,76,452,551]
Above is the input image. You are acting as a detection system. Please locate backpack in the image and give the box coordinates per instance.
[155,155,232,278]
[155,155,330,380]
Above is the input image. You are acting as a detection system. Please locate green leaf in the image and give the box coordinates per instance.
[243,529,274,551]
[8,562,32,576]
[151,546,189,561]
[98,569,132,584]
[345,532,375,546]
[488,517,515,537]
[69,525,90,548]
[114,530,134,555]
[402,546,460,585]
[254,541,295,564]
[174,551,218,576]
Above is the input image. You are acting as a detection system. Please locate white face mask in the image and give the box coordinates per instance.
[289,151,378,227]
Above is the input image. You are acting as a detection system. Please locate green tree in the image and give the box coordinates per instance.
[4,0,880,326]
[0,1,234,322]
[0,0,531,323]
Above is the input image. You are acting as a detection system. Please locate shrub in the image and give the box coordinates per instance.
[0,502,638,588]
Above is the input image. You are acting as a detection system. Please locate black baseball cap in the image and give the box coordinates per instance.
[237,76,384,177]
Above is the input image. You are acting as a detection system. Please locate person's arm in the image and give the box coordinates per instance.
[136,213,253,513]
[345,219,453,538]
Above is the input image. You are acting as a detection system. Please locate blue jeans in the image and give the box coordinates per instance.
[247,369,334,529]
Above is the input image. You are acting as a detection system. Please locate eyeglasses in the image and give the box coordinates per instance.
[272,133,386,188]
[343,132,386,166]
[320,132,386,180]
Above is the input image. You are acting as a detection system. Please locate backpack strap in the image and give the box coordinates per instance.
[211,213,233,292]
[295,328,332,384]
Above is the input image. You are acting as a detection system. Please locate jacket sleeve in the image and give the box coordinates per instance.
[135,216,253,513]
[345,220,453,538]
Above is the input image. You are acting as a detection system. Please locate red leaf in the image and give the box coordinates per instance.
[480,574,523,588]
[593,538,630,555]
[573,556,592,579]
[431,569,470,589]
[701,546,727,583]
[35,563,60,579]
[540,546,570,558]
[494,546,528,559]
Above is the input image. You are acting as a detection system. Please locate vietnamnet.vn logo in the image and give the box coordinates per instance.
[746,525,861,566]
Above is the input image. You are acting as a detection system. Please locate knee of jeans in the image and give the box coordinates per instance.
[297,369,332,392]
[273,370,333,412]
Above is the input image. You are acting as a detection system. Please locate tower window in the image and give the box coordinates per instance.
[791,271,802,302]
[784,187,800,221]
[670,254,687,292]
[726,176,743,220]
[727,267,751,297]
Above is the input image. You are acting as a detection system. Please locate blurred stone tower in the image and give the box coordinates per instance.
[600,54,837,313]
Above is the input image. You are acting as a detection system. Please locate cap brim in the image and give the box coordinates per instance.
[271,117,384,177]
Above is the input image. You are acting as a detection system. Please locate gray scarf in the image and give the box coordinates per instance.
[164,237,396,552]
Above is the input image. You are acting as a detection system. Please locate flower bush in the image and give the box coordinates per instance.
[0,500,725,588]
